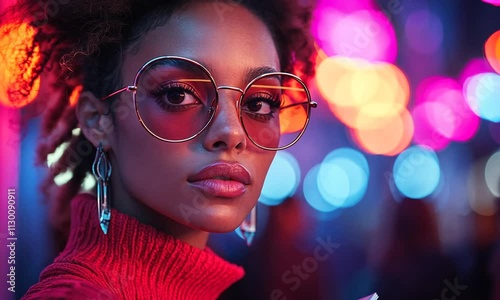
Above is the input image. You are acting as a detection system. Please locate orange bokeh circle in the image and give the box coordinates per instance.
[0,22,41,108]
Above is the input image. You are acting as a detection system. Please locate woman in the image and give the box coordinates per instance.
[3,0,316,298]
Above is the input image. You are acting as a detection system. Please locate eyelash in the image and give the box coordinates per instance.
[243,93,282,121]
[149,83,201,112]
[148,83,282,119]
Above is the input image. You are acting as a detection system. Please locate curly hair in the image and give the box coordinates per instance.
[1,0,317,237]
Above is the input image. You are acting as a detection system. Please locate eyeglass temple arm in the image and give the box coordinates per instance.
[101,86,138,101]
[281,101,318,110]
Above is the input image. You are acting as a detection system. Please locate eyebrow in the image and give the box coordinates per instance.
[147,58,207,76]
[200,60,279,84]
[244,66,280,83]
[147,58,280,85]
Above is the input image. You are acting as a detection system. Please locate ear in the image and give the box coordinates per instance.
[75,91,114,150]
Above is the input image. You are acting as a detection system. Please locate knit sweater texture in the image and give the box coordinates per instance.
[22,193,244,299]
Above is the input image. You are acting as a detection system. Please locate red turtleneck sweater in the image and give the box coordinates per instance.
[22,193,244,299]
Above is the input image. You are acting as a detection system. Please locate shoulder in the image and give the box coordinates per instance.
[22,277,116,300]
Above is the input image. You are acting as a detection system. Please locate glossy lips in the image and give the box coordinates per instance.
[188,163,251,198]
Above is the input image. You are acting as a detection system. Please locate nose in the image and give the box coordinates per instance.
[202,88,247,153]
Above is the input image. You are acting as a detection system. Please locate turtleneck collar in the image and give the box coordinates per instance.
[58,193,244,299]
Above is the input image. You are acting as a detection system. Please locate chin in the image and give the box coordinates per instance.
[192,214,245,233]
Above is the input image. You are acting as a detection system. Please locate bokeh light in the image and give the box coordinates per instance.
[304,165,338,213]
[485,151,500,197]
[468,156,498,216]
[317,148,369,207]
[316,56,410,116]
[313,8,397,62]
[463,72,500,122]
[81,173,97,191]
[414,76,459,105]
[0,22,40,107]
[54,170,74,186]
[405,10,443,55]
[351,108,414,155]
[316,56,368,110]
[484,30,500,73]
[316,56,413,155]
[413,77,480,150]
[317,163,351,206]
[259,152,301,206]
[458,58,495,84]
[47,142,70,168]
[324,148,369,175]
[393,146,441,199]
[427,89,479,141]
[483,0,500,6]
[315,0,376,13]
[69,85,83,107]
[412,103,450,151]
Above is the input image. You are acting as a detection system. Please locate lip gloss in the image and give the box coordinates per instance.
[189,179,246,198]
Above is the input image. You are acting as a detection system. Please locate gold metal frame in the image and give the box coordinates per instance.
[102,56,317,150]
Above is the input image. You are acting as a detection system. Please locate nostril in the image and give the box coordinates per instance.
[209,138,245,152]
[212,141,226,149]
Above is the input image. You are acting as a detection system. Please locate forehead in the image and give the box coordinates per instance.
[122,2,280,85]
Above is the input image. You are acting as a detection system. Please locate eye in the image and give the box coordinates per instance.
[166,89,189,104]
[149,82,202,112]
[242,92,281,121]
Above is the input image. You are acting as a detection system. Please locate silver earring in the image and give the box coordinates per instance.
[238,205,257,246]
[92,142,112,234]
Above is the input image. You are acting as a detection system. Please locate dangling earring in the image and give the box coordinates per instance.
[238,205,257,246]
[92,142,112,234]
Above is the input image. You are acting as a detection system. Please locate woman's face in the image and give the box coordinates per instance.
[107,2,279,232]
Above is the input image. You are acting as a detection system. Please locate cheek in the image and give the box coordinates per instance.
[253,152,276,187]
[112,134,191,211]
[110,100,170,186]
[110,94,165,151]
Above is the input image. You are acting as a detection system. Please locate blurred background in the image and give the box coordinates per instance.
[1,0,499,299]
